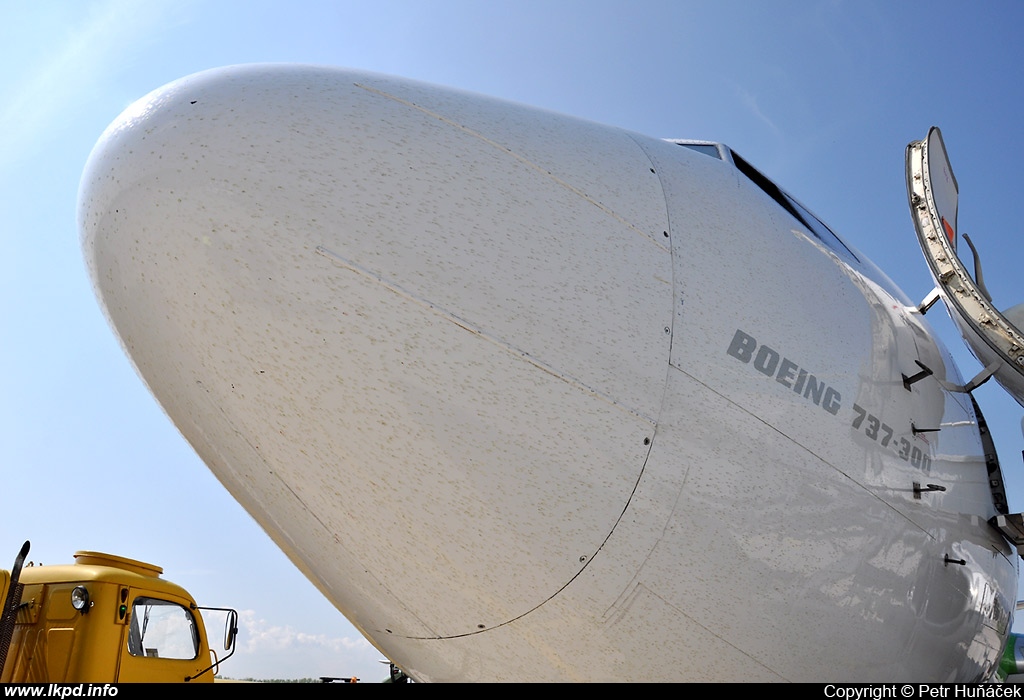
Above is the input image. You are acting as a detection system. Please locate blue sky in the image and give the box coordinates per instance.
[3,0,1024,681]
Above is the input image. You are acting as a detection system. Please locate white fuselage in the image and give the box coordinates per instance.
[79,65,1016,681]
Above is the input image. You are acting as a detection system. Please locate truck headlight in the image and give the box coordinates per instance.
[71,586,90,613]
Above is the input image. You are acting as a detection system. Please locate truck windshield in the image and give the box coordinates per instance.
[127,597,200,660]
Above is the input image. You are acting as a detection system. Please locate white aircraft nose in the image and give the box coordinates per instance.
[79,65,674,641]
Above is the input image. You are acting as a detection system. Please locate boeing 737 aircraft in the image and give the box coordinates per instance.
[78,65,1024,682]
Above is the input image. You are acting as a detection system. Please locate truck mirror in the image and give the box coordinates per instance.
[224,609,238,651]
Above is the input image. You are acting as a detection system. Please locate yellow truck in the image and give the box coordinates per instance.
[0,542,237,683]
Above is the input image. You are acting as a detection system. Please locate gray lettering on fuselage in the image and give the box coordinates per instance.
[804,374,824,405]
[727,329,841,415]
[776,358,798,388]
[753,345,780,376]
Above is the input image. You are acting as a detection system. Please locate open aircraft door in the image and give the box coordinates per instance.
[909,127,1024,553]
[907,127,1024,407]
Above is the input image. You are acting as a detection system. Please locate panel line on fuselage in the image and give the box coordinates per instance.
[315,244,658,425]
[667,360,935,540]
[353,82,671,253]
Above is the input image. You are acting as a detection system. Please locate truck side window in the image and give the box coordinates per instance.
[127,597,200,660]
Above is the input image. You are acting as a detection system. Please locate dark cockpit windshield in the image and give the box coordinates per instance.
[728,149,859,262]
[671,140,859,262]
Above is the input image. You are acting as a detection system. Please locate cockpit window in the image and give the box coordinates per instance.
[127,596,200,660]
[730,150,860,262]
[676,143,723,160]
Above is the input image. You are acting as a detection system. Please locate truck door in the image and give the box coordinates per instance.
[116,592,209,682]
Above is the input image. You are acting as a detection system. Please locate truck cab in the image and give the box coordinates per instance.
[0,548,235,683]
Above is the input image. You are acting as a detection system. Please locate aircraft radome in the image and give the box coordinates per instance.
[78,64,1024,682]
